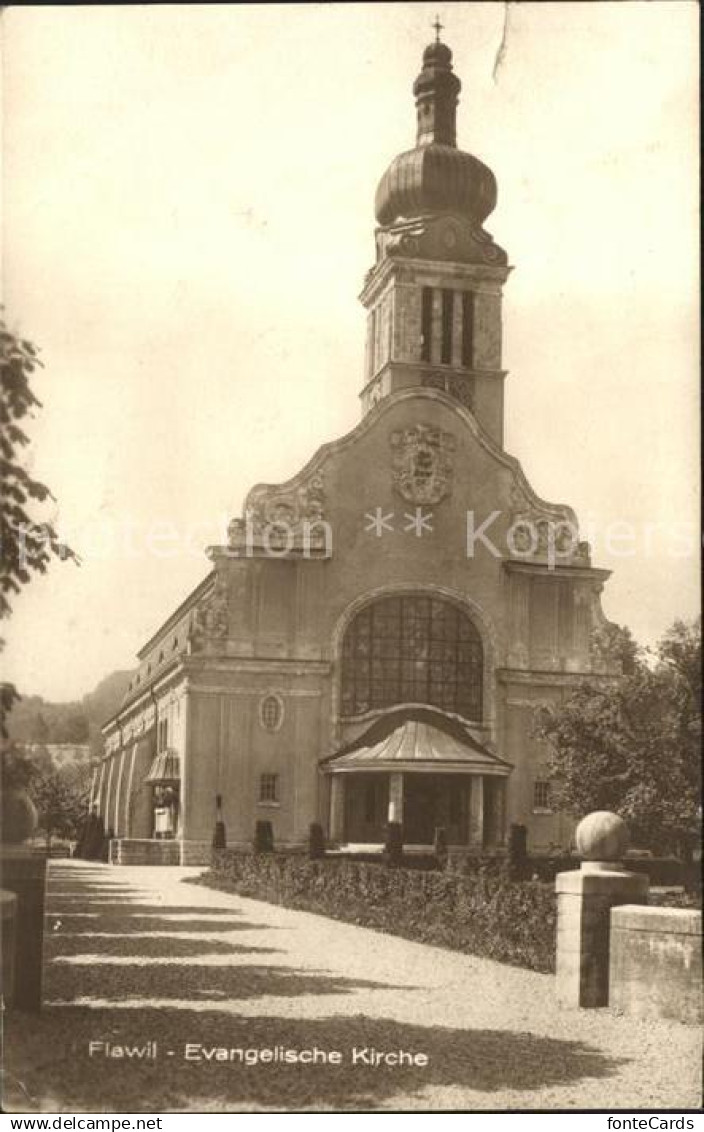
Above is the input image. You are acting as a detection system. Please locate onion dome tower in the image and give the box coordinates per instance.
[360,29,510,445]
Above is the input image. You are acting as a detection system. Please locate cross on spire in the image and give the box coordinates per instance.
[432,14,443,42]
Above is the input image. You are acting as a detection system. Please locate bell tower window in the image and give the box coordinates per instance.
[420,287,433,362]
[441,289,454,364]
[461,291,475,368]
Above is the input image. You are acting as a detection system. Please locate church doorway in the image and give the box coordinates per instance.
[403,774,469,845]
[151,784,180,839]
[344,773,388,843]
[324,709,511,848]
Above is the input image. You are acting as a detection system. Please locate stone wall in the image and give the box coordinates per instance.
[109,839,180,866]
[609,904,702,1025]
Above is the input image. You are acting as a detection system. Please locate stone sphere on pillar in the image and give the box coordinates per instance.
[575,811,629,861]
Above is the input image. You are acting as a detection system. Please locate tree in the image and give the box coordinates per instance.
[0,314,78,735]
[1,742,36,791]
[31,763,92,849]
[54,708,90,745]
[1,741,90,847]
[31,711,50,743]
[534,618,701,857]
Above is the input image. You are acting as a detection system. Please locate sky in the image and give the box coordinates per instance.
[2,2,700,702]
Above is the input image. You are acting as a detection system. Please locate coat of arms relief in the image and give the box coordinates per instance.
[390,425,456,505]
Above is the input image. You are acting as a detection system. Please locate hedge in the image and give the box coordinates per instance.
[194,851,558,973]
[449,851,702,891]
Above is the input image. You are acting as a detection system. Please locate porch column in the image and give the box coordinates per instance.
[388,773,404,825]
[330,775,345,841]
[469,775,484,850]
[486,777,507,849]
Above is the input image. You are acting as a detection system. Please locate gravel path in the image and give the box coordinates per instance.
[3,860,701,1112]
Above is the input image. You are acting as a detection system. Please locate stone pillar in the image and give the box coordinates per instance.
[1,889,17,1007]
[555,812,649,1010]
[123,743,138,836]
[113,749,127,836]
[179,690,190,849]
[468,775,484,850]
[507,573,530,668]
[330,776,345,842]
[95,763,106,818]
[88,766,98,810]
[0,848,47,1011]
[104,757,115,832]
[388,773,404,825]
[130,736,155,840]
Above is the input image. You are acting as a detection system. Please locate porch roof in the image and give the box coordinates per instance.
[144,749,181,784]
[323,719,511,777]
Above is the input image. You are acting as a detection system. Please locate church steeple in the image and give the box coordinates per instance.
[360,34,511,446]
[413,28,461,147]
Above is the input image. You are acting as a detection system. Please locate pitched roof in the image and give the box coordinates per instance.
[145,749,181,784]
[323,715,511,776]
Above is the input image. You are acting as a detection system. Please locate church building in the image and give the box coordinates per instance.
[99,35,619,865]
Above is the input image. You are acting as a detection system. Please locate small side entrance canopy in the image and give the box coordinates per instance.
[321,708,511,849]
[144,749,181,840]
[144,750,181,785]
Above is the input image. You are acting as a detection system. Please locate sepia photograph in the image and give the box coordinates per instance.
[1,1,701,1117]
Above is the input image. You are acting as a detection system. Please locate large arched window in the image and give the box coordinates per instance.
[340,595,483,720]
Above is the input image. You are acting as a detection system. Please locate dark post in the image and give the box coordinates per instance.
[254,820,274,854]
[308,822,325,860]
[212,794,227,850]
[508,822,528,879]
[384,821,403,867]
[434,825,448,869]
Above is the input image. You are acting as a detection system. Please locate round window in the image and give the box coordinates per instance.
[260,693,284,732]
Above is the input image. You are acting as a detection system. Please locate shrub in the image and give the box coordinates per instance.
[647,888,702,909]
[197,850,557,973]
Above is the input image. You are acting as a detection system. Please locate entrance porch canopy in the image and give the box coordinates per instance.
[322,717,511,777]
[321,709,511,847]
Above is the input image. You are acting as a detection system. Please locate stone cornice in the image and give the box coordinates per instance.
[184,658,331,678]
[136,572,214,659]
[207,544,331,562]
[502,561,612,582]
[360,250,511,307]
[496,668,621,687]
[357,361,508,404]
[102,660,186,735]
